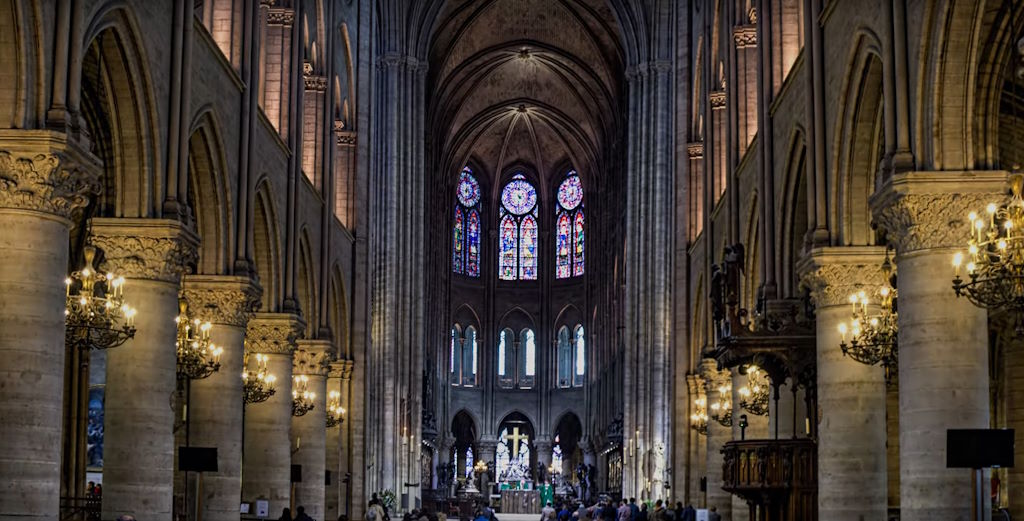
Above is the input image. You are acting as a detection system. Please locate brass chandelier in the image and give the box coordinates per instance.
[242,353,277,404]
[690,396,708,435]
[837,251,898,375]
[64,246,137,351]
[953,174,1024,333]
[175,299,221,380]
[709,383,732,427]
[292,374,316,416]
[326,390,346,427]
[738,365,769,416]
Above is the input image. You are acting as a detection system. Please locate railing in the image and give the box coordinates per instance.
[60,496,101,521]
[721,438,817,521]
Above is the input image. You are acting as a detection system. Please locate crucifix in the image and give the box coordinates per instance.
[505,427,529,458]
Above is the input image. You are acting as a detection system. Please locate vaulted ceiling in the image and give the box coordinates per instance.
[427,0,625,193]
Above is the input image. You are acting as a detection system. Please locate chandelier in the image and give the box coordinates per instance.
[709,384,732,427]
[242,353,277,404]
[837,251,899,375]
[690,396,708,435]
[175,299,221,380]
[65,245,137,350]
[738,365,769,416]
[292,374,316,416]
[326,390,346,427]
[953,174,1024,333]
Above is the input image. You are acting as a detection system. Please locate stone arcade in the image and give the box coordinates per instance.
[1,1,1024,521]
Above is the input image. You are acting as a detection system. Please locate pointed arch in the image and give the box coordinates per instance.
[780,130,808,297]
[297,227,318,337]
[187,109,233,275]
[329,263,350,358]
[253,179,283,311]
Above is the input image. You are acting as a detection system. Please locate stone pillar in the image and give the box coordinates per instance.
[91,218,199,521]
[535,437,553,485]
[326,363,344,521]
[872,172,1005,521]
[730,369,769,520]
[181,275,261,521]
[476,438,497,496]
[243,313,304,519]
[798,246,889,521]
[0,135,99,521]
[700,360,730,518]
[685,375,707,508]
[768,379,807,440]
[292,340,331,521]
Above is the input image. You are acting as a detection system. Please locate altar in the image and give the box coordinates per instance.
[499,489,540,514]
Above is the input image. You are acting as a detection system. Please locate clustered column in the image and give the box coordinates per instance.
[700,359,731,518]
[92,218,199,521]
[799,246,889,521]
[0,136,99,521]
[242,312,304,518]
[181,275,262,521]
[292,339,331,520]
[872,172,1004,521]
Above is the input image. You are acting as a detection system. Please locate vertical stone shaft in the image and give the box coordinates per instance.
[243,313,304,519]
[800,247,889,521]
[701,361,730,518]
[326,368,343,521]
[0,140,98,521]
[292,341,331,520]
[182,276,261,521]
[92,218,199,521]
[871,172,1007,521]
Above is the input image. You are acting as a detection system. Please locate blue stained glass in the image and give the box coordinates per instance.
[457,168,481,207]
[557,173,583,210]
[467,210,480,277]
[556,213,571,278]
[452,207,464,274]
[501,178,537,215]
[500,213,518,280]
[574,209,585,276]
[520,214,538,280]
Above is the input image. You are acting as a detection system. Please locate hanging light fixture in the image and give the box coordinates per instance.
[64,245,137,350]
[690,396,708,435]
[243,353,277,405]
[953,174,1024,334]
[292,375,316,416]
[175,299,221,380]
[838,250,899,375]
[738,365,770,416]
[326,390,346,427]
[709,384,733,427]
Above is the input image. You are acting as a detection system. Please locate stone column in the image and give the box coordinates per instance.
[91,218,199,521]
[685,375,707,508]
[0,134,99,521]
[476,438,498,496]
[872,171,1006,521]
[325,363,344,521]
[243,313,304,519]
[700,360,730,518]
[181,275,261,521]
[799,246,889,521]
[535,437,553,485]
[730,369,769,521]
[292,340,331,521]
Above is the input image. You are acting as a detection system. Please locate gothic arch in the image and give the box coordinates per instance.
[328,263,350,357]
[187,109,233,275]
[970,1,1024,169]
[452,303,482,331]
[495,410,539,436]
[742,191,759,311]
[553,304,585,330]
[496,307,537,331]
[779,130,807,296]
[79,5,162,217]
[0,0,33,128]
[297,227,318,336]
[831,30,884,247]
[253,179,283,311]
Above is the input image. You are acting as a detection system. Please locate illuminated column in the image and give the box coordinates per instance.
[181,275,261,521]
[92,218,199,521]
[0,137,99,521]
[291,340,331,521]
[700,359,730,518]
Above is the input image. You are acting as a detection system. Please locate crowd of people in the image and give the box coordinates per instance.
[532,499,704,521]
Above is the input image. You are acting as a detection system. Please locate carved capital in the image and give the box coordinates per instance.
[336,130,357,146]
[293,339,333,376]
[698,358,728,386]
[870,171,1010,253]
[0,132,101,219]
[733,26,757,48]
[304,74,328,92]
[687,142,704,159]
[329,358,354,379]
[710,90,727,108]
[267,7,294,25]
[182,275,262,327]
[246,312,304,354]
[797,246,890,308]
[90,218,199,283]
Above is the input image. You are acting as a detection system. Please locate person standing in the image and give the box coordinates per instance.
[707,507,720,521]
[616,501,631,521]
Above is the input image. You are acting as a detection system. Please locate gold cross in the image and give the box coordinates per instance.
[505,427,529,458]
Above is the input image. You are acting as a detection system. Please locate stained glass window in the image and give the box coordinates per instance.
[556,171,584,278]
[518,328,536,389]
[573,325,585,386]
[453,167,481,277]
[463,326,477,386]
[496,427,531,483]
[464,446,474,477]
[498,174,539,281]
[552,434,564,472]
[450,326,458,384]
[557,326,572,388]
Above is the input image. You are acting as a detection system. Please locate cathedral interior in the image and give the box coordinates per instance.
[3,1,1024,521]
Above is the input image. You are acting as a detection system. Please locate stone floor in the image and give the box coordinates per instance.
[494,514,542,521]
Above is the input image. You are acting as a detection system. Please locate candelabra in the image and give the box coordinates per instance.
[738,365,770,416]
[838,251,898,374]
[243,353,277,404]
[175,299,221,380]
[326,390,346,427]
[64,245,137,351]
[292,374,316,416]
[690,396,708,435]
[953,174,1024,333]
[710,384,733,427]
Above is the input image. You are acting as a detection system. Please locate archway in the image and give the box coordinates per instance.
[451,410,478,481]
[552,412,584,496]
[495,412,536,487]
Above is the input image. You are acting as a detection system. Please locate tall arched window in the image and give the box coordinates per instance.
[453,167,482,277]
[450,324,478,387]
[498,328,515,389]
[519,328,536,389]
[497,327,536,389]
[499,174,538,280]
[555,171,585,278]
[557,324,585,388]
